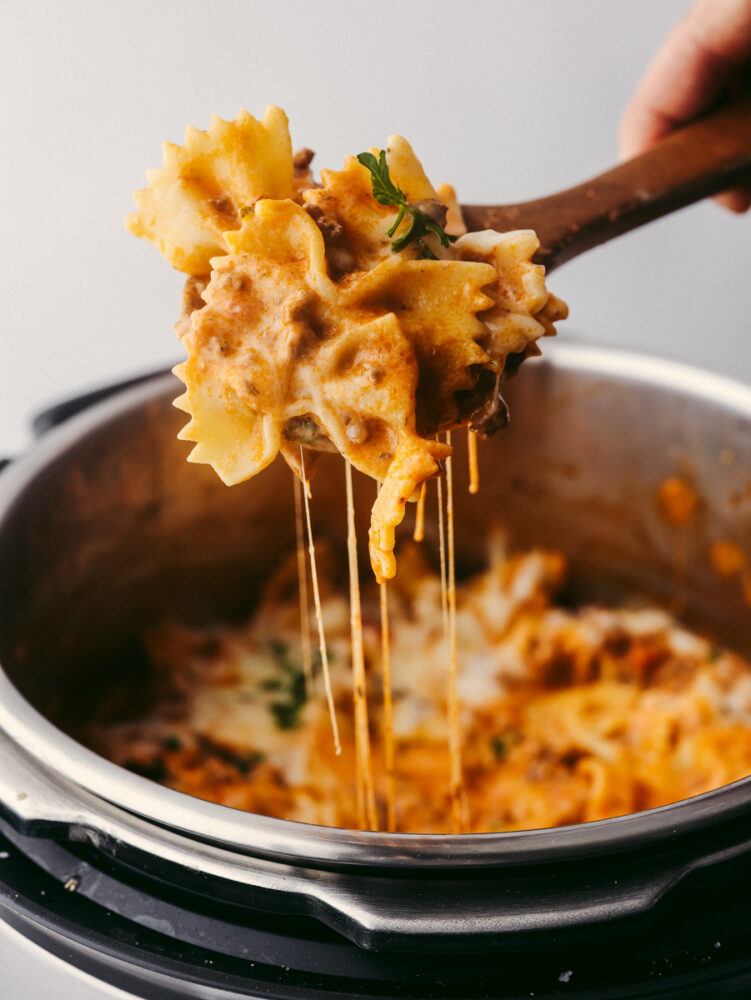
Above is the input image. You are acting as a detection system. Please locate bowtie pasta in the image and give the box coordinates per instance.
[89,542,751,834]
[126,107,567,581]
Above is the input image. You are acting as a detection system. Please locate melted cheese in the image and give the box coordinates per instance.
[467,429,479,495]
[293,474,313,689]
[91,544,751,834]
[345,461,377,829]
[444,434,467,832]
[380,577,396,832]
[412,483,426,543]
[300,450,340,754]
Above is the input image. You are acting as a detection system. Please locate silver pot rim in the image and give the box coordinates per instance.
[3,339,751,870]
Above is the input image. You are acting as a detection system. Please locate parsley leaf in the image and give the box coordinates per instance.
[490,728,522,760]
[356,150,406,205]
[266,639,309,730]
[356,149,457,259]
[391,211,454,258]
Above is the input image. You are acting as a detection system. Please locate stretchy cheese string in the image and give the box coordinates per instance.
[467,429,479,495]
[378,483,396,831]
[293,475,314,690]
[436,455,450,648]
[445,432,468,833]
[380,580,396,831]
[413,483,426,543]
[345,461,378,830]
[299,448,341,755]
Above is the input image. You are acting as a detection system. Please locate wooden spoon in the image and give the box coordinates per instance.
[461,95,751,272]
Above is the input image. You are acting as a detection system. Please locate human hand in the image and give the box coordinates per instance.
[620,0,751,212]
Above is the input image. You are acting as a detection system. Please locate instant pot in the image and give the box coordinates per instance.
[2,342,751,999]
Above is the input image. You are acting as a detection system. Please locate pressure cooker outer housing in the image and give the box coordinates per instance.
[2,342,751,997]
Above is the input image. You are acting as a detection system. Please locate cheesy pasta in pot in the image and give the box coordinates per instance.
[126,107,567,581]
[88,542,751,834]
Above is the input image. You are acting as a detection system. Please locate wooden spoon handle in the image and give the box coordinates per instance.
[461,95,751,272]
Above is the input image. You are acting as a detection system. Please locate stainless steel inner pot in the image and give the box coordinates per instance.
[3,340,751,954]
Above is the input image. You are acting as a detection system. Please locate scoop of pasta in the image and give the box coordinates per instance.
[126,107,567,581]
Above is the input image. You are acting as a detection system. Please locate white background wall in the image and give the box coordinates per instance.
[1,0,748,456]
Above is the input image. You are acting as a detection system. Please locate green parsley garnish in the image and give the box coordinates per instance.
[267,639,309,730]
[356,150,457,260]
[490,728,522,760]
